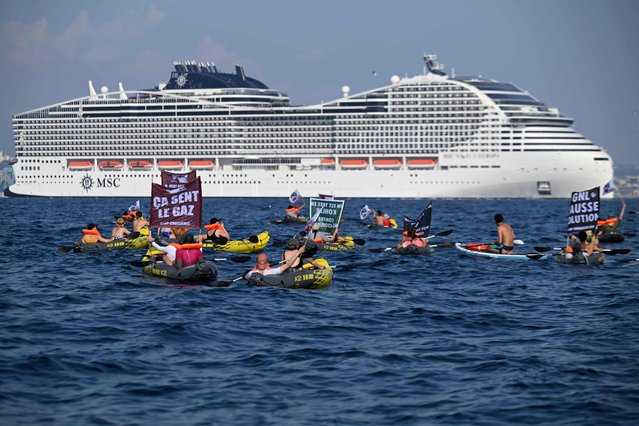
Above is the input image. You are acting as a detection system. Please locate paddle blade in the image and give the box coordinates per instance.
[533,246,555,252]
[434,229,454,237]
[228,255,252,263]
[352,238,366,246]
[526,254,547,260]
[604,248,631,255]
[368,248,386,253]
[57,246,74,253]
[131,260,153,267]
[272,241,287,247]
[435,241,456,249]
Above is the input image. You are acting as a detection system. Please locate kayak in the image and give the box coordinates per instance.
[202,231,270,253]
[455,243,551,261]
[314,236,356,251]
[556,252,605,265]
[246,258,333,289]
[391,245,434,255]
[73,235,149,252]
[597,231,624,243]
[143,259,219,282]
[270,217,308,225]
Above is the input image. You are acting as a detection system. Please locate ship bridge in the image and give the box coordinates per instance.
[163,61,269,90]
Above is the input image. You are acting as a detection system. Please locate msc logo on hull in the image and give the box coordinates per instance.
[80,174,121,192]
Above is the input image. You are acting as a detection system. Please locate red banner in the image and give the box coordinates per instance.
[161,170,197,189]
[150,178,202,229]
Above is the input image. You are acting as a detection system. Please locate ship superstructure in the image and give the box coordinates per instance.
[9,55,613,197]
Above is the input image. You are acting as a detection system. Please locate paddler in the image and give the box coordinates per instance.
[174,234,203,268]
[397,228,428,249]
[486,213,515,254]
[282,238,324,269]
[198,218,230,243]
[111,218,131,239]
[148,235,176,266]
[310,223,344,243]
[285,201,306,221]
[246,246,306,279]
[133,211,150,235]
[82,223,114,243]
[373,210,385,226]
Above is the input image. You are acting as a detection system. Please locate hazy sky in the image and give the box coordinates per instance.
[1,0,637,165]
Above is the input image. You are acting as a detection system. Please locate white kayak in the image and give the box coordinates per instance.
[455,243,552,261]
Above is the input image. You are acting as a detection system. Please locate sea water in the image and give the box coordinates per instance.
[1,197,638,425]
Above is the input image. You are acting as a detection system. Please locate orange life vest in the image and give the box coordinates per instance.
[383,218,391,227]
[597,218,619,227]
[204,223,225,232]
[169,242,203,250]
[285,207,300,213]
[82,228,101,243]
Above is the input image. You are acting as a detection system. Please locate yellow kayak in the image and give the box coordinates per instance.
[202,231,270,253]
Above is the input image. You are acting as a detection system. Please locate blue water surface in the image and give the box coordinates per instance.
[1,197,638,425]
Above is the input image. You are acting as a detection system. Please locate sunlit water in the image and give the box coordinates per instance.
[1,197,638,425]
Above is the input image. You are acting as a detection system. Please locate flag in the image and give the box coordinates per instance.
[289,189,302,204]
[303,208,323,236]
[150,177,202,229]
[403,202,432,236]
[128,200,140,212]
[360,205,373,221]
[567,186,600,233]
[603,180,617,195]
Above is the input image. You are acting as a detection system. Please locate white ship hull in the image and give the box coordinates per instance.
[9,151,612,198]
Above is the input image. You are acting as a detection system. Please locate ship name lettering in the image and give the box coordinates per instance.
[96,177,121,188]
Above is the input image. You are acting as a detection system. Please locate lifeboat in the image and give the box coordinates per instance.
[321,158,336,165]
[407,158,437,169]
[68,160,94,171]
[189,160,216,170]
[99,160,124,171]
[340,159,368,170]
[157,160,184,170]
[373,159,402,170]
[128,160,154,170]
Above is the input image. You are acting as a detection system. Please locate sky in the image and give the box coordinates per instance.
[0,0,638,166]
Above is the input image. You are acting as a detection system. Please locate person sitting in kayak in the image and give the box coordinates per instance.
[487,213,515,254]
[82,223,114,243]
[310,223,344,243]
[133,211,150,235]
[198,218,230,244]
[174,234,203,268]
[282,238,324,270]
[148,235,176,266]
[246,246,306,278]
[111,218,131,240]
[285,202,306,221]
[397,228,429,249]
[565,231,602,257]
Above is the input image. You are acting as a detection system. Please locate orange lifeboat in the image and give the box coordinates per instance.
[340,159,368,170]
[189,160,216,170]
[407,158,437,169]
[129,160,154,170]
[158,160,184,170]
[99,160,124,171]
[68,160,94,170]
[321,158,336,165]
[373,159,402,170]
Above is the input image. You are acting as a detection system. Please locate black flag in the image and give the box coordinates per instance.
[567,186,600,233]
[403,202,432,236]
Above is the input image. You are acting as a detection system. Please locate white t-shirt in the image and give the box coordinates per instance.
[151,241,177,261]
[246,266,282,278]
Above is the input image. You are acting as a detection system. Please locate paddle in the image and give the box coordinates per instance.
[526,253,549,260]
[273,237,365,247]
[57,246,76,253]
[534,246,631,256]
[131,255,252,267]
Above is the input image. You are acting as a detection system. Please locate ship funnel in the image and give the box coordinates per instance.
[235,64,246,80]
[88,80,97,100]
[118,82,128,100]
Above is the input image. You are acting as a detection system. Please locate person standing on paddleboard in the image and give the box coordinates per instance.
[487,214,515,254]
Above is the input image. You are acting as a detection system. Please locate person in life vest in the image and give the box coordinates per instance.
[285,201,306,221]
[174,234,204,268]
[133,211,150,235]
[565,230,601,258]
[198,218,230,243]
[282,238,324,270]
[246,246,306,279]
[111,218,131,240]
[82,223,114,243]
[310,223,344,243]
[397,228,429,249]
[147,235,177,266]
[487,213,515,254]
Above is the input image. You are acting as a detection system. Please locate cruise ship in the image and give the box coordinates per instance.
[9,55,613,198]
